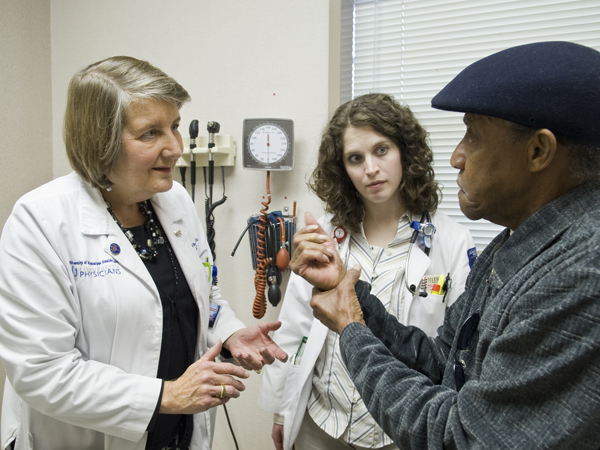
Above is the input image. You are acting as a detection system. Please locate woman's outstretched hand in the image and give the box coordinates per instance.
[224,321,288,371]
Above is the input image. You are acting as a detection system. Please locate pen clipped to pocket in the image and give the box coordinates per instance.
[290,336,307,366]
[421,273,452,302]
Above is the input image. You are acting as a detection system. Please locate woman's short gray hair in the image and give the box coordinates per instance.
[63,56,191,189]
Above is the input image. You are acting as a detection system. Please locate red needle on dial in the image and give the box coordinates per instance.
[267,133,270,162]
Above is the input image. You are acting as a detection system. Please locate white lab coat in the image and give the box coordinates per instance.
[0,173,245,450]
[257,212,475,450]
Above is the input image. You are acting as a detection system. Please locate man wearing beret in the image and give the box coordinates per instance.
[291,41,600,449]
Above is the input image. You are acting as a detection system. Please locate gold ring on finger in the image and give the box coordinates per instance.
[219,384,226,399]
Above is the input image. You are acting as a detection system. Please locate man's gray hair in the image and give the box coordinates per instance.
[508,121,600,182]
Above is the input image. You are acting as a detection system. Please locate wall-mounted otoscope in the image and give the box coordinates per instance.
[189,119,199,202]
[206,121,220,201]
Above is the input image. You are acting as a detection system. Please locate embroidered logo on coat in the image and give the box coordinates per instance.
[467,247,478,269]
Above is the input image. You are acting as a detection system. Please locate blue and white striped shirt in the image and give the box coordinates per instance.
[307,215,412,448]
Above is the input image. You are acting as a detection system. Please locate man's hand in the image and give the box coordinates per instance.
[223,321,288,371]
[290,212,346,290]
[310,265,365,334]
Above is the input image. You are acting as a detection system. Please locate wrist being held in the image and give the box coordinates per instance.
[310,265,365,334]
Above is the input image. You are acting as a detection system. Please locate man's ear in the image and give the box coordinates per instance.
[527,129,558,173]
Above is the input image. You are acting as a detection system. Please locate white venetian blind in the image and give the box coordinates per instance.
[342,0,600,250]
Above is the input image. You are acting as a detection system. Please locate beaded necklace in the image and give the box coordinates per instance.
[106,200,165,261]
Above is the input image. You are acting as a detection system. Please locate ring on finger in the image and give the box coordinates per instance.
[219,384,226,399]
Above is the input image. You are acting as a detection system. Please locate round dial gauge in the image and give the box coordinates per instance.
[249,124,289,164]
[243,118,294,170]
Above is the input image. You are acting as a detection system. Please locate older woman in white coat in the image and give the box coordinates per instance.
[0,56,286,450]
[258,93,475,450]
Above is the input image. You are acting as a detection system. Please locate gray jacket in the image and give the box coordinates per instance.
[340,180,600,449]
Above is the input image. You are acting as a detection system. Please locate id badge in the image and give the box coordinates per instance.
[209,303,220,328]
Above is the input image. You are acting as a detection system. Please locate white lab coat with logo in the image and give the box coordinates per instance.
[257,212,475,450]
[0,173,245,450]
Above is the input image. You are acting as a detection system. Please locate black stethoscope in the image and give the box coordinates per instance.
[334,211,437,298]
[406,211,436,297]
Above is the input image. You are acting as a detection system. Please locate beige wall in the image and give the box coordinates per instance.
[1,1,337,448]
[0,0,53,227]
[0,0,53,425]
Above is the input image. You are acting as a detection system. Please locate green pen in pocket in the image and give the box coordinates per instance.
[291,336,307,366]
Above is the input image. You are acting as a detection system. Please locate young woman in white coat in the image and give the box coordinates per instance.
[0,57,287,450]
[258,93,476,450]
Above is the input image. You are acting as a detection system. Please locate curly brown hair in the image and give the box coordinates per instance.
[309,93,440,233]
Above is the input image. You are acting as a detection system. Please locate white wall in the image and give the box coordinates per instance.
[49,1,333,449]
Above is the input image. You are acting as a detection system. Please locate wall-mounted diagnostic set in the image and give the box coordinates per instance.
[178,120,235,286]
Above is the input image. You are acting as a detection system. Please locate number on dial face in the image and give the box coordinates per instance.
[249,124,288,164]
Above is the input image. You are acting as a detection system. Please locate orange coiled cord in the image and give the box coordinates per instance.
[253,171,271,319]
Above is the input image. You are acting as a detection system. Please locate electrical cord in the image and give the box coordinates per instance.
[230,221,254,257]
[205,168,228,255]
[204,166,227,285]
[198,121,238,447]
[189,120,199,202]
[222,404,240,450]
[180,166,186,188]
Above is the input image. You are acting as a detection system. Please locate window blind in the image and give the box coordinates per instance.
[341,0,600,250]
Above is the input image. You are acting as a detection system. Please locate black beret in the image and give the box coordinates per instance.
[431,41,600,146]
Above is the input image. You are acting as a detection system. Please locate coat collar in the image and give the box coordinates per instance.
[491,179,600,287]
[78,178,187,236]
[79,179,113,235]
